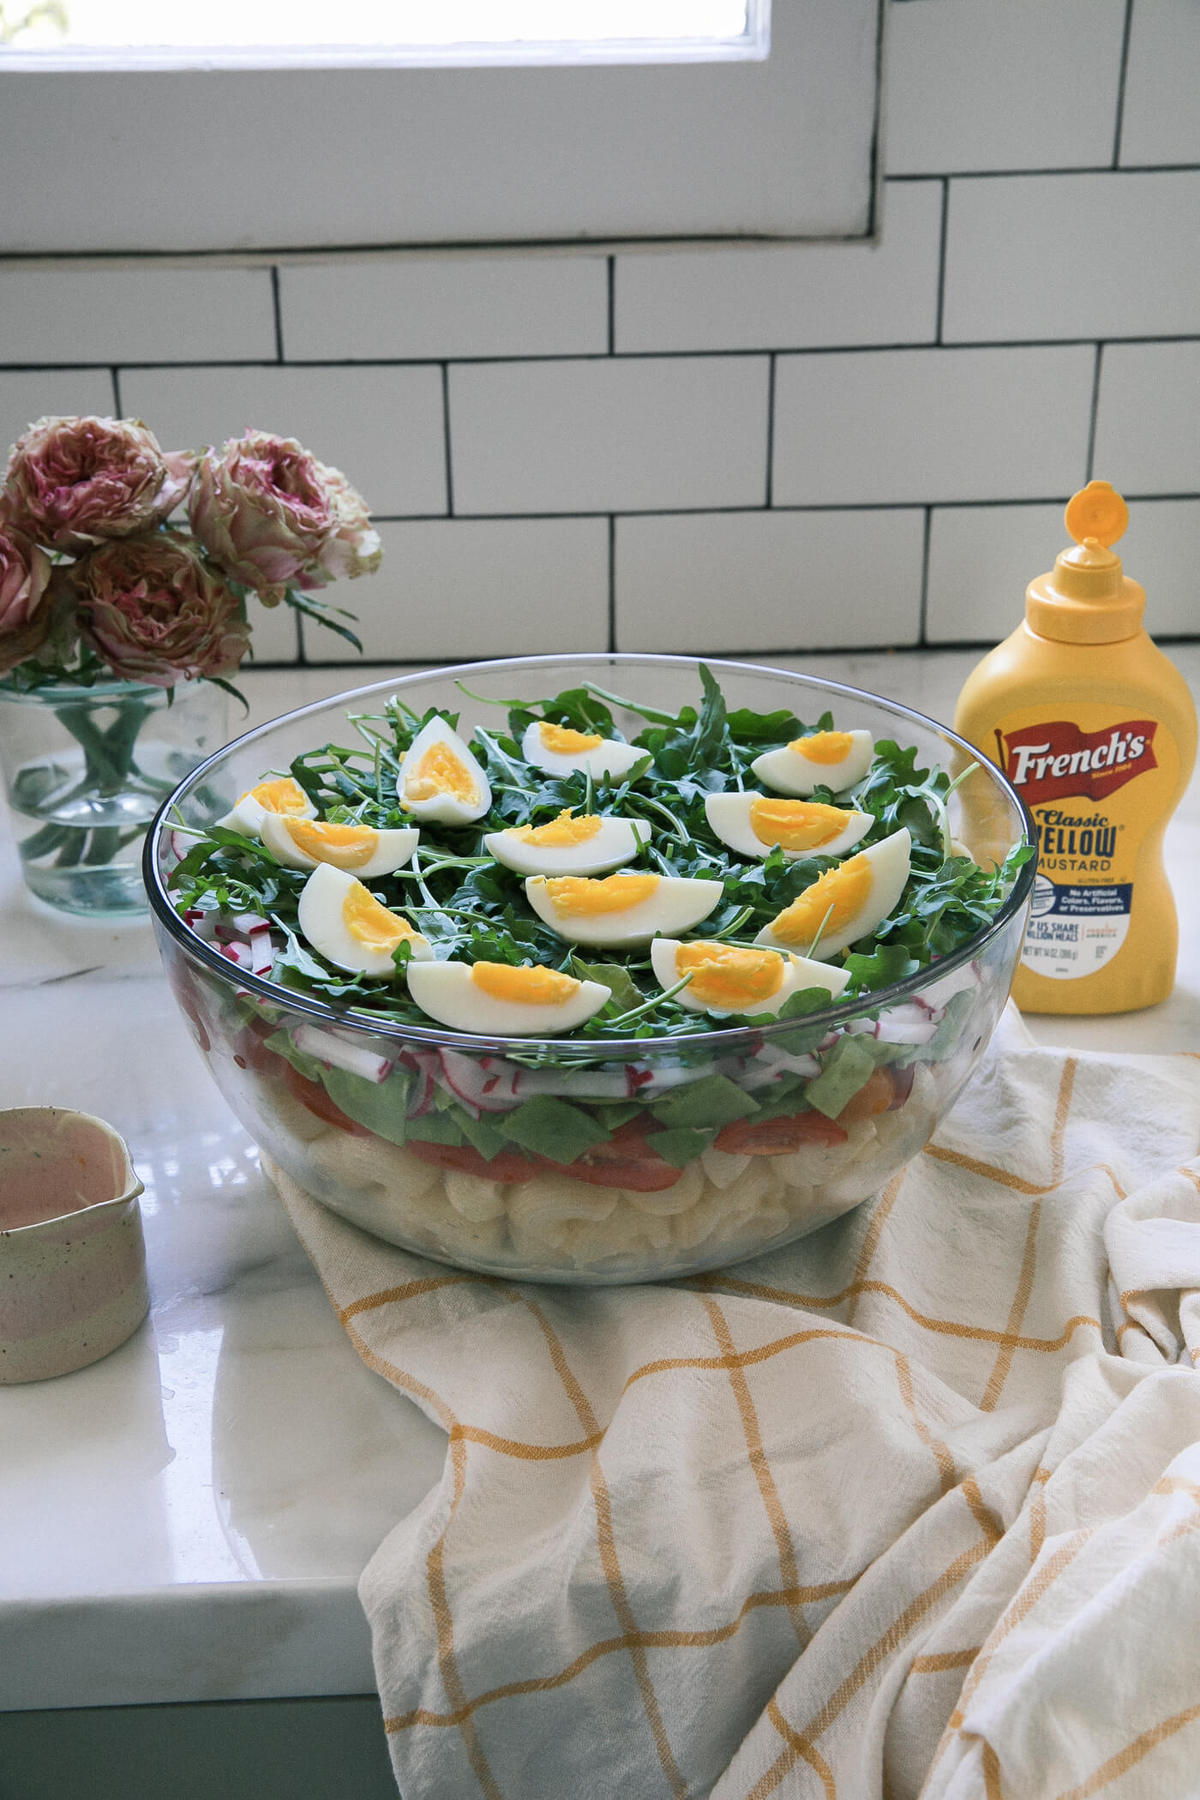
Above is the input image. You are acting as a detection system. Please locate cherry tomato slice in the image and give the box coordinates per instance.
[835,1067,895,1125]
[566,1117,684,1192]
[714,1110,848,1155]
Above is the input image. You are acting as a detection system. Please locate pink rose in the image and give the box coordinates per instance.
[309,458,383,585]
[187,431,379,604]
[1,415,194,553]
[0,522,53,674]
[73,531,251,688]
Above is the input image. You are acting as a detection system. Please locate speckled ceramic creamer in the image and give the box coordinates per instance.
[0,1106,148,1383]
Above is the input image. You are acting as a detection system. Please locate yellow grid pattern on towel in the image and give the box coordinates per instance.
[272,1015,1200,1799]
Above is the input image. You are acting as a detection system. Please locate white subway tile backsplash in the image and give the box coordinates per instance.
[885,0,1125,176]
[244,599,301,665]
[1092,342,1200,496]
[615,509,924,653]
[926,503,1065,642]
[307,517,609,663]
[0,267,275,367]
[927,498,1200,642]
[1120,0,1200,167]
[943,172,1200,342]
[118,364,447,518]
[1,371,117,462]
[614,182,941,353]
[279,255,608,362]
[449,358,769,515]
[773,347,1093,506]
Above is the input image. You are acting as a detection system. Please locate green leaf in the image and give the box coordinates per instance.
[570,957,643,1015]
[406,1111,466,1147]
[499,1095,613,1162]
[804,1034,879,1119]
[651,1073,759,1131]
[648,1125,715,1168]
[320,1065,413,1147]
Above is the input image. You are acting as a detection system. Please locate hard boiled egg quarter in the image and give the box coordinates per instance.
[521,720,648,783]
[297,862,433,977]
[525,871,724,947]
[262,814,419,878]
[397,716,491,826]
[484,809,649,877]
[755,827,912,959]
[752,729,874,797]
[704,792,872,861]
[650,939,852,1017]
[406,959,612,1035]
[216,775,316,837]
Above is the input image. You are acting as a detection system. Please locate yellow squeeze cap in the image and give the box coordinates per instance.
[1026,480,1144,643]
[1064,479,1128,549]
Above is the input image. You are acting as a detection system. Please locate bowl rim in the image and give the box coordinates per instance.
[144,652,1036,1060]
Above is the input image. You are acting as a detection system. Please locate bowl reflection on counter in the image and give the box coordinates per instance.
[144,655,1034,1285]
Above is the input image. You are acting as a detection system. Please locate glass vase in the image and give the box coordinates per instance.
[0,677,228,917]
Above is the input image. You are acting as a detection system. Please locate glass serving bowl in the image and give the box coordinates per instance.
[145,655,1034,1285]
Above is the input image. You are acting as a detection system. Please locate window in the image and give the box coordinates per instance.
[0,0,882,253]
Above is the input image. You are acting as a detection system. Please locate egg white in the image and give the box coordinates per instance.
[521,719,648,783]
[703,792,873,861]
[525,872,724,947]
[406,959,612,1035]
[755,827,912,959]
[397,716,492,825]
[650,939,852,1017]
[484,812,649,877]
[297,862,433,977]
[752,728,875,797]
[261,814,419,878]
[215,776,317,837]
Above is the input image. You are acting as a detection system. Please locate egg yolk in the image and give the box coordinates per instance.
[769,854,873,947]
[538,722,604,755]
[514,809,603,847]
[674,942,784,1008]
[342,883,418,951]
[749,798,853,851]
[542,873,659,916]
[285,819,379,869]
[245,777,311,815]
[406,742,477,806]
[790,730,853,765]
[471,962,582,1005]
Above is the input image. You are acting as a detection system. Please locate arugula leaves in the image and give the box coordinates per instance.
[170,668,1027,1046]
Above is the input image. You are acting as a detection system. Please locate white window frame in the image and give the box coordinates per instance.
[0,0,883,255]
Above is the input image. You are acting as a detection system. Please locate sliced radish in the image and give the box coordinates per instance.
[291,1024,394,1082]
[437,1048,523,1114]
[220,940,254,968]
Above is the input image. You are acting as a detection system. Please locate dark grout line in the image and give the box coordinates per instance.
[4,333,1200,377]
[606,257,615,355]
[1113,0,1136,170]
[363,492,1200,525]
[269,266,285,361]
[441,364,454,516]
[1085,343,1104,481]
[935,179,949,345]
[764,353,776,508]
[607,516,616,652]
[110,366,122,413]
[918,506,932,646]
[277,631,1200,673]
[889,161,1200,181]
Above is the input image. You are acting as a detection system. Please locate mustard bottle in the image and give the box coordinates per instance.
[954,481,1197,1015]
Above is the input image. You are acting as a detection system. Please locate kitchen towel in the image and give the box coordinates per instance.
[269,1006,1200,1799]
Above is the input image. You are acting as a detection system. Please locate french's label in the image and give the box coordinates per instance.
[989,704,1178,984]
[997,719,1157,807]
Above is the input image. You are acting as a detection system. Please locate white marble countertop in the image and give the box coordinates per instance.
[2,648,1196,1713]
